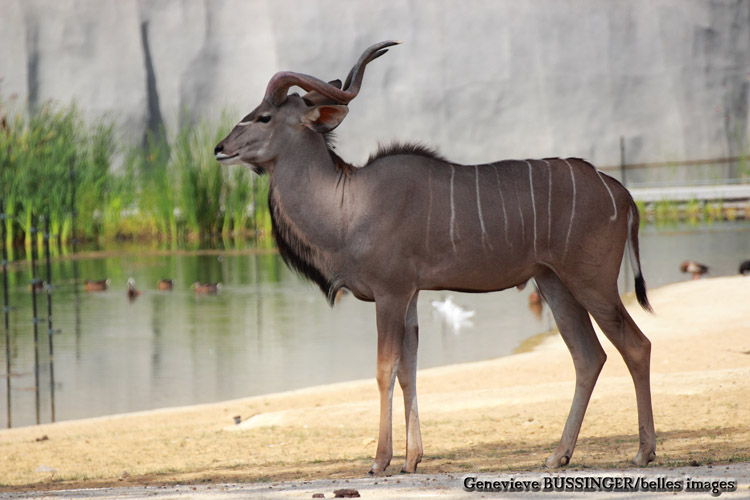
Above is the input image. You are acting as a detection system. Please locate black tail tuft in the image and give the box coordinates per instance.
[635,274,653,313]
[628,199,653,313]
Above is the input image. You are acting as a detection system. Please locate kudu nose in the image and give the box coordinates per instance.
[214,144,224,156]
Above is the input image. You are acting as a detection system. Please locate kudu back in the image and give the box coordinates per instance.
[215,41,656,473]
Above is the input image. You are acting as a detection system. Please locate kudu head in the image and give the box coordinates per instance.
[214,41,401,174]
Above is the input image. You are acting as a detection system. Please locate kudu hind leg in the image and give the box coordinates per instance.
[397,292,423,473]
[584,296,656,466]
[370,292,412,474]
[536,272,607,468]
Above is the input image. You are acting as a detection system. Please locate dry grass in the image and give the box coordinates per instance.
[1,276,748,492]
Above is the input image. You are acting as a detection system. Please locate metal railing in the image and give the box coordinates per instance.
[599,142,750,189]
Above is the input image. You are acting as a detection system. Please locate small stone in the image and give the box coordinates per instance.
[312,494,325,499]
[333,488,360,498]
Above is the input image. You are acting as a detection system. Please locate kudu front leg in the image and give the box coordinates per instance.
[370,293,412,475]
[397,292,423,473]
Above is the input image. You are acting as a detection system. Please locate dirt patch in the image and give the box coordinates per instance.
[0,276,748,492]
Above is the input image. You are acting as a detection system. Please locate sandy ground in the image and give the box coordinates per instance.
[0,276,748,498]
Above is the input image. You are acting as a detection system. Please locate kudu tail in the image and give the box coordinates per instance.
[627,200,653,313]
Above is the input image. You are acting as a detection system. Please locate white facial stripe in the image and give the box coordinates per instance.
[238,120,251,126]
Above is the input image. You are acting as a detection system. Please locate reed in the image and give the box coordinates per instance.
[167,113,270,241]
[0,96,115,250]
[1,94,273,254]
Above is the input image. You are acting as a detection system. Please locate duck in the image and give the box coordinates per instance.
[29,280,46,293]
[527,284,545,320]
[84,279,110,292]
[127,278,142,301]
[739,260,750,275]
[193,282,221,294]
[679,261,709,280]
[157,279,174,291]
[431,295,475,332]
[528,288,543,306]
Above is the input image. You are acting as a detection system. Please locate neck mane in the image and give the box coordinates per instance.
[268,142,349,306]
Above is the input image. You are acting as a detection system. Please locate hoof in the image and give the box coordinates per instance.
[545,454,570,468]
[401,457,421,474]
[633,450,656,466]
[369,461,390,476]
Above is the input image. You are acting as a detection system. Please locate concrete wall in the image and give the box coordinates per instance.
[1,0,748,179]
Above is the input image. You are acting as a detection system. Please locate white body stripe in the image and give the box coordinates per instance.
[563,159,577,255]
[526,161,538,255]
[596,169,618,221]
[474,166,491,248]
[493,167,511,247]
[516,182,525,242]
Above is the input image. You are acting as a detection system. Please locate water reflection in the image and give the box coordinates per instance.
[0,222,748,428]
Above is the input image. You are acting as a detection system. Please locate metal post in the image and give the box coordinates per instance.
[252,178,259,239]
[1,198,11,428]
[30,217,41,425]
[255,254,263,352]
[69,162,80,292]
[70,162,82,358]
[70,163,78,256]
[44,216,55,422]
[1,199,8,332]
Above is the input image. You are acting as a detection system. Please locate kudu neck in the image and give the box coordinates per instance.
[269,131,349,251]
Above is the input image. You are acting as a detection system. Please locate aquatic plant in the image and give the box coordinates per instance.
[1,93,273,253]
[0,96,115,250]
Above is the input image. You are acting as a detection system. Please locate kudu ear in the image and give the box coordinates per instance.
[302,79,343,103]
[301,105,349,133]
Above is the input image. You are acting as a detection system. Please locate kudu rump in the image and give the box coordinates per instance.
[215,41,656,473]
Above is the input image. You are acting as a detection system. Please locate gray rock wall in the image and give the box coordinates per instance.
[1,0,748,181]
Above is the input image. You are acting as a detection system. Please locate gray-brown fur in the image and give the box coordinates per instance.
[215,41,656,474]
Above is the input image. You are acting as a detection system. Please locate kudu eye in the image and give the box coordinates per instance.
[257,114,271,123]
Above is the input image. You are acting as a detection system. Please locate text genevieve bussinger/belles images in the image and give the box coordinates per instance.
[461,475,738,496]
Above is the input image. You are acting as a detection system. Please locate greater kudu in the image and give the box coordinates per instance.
[215,41,656,473]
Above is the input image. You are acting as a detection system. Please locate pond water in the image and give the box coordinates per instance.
[1,221,748,428]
